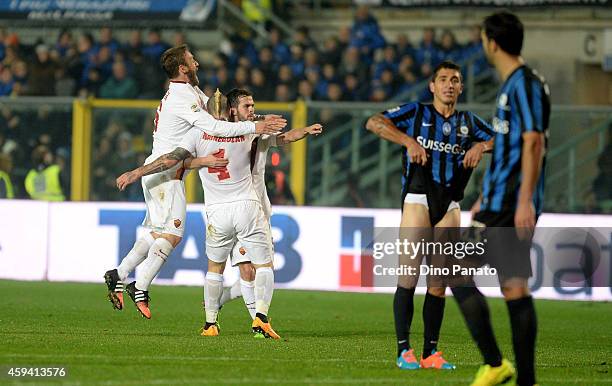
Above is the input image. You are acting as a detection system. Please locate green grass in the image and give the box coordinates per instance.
[0,280,610,385]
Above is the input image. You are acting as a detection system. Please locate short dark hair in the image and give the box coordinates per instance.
[226,88,252,108]
[431,61,462,82]
[160,44,189,79]
[483,12,523,56]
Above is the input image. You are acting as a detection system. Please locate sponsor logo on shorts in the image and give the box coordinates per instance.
[174,219,182,228]
[416,136,465,155]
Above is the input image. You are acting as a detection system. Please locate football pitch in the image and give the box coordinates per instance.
[0,280,609,385]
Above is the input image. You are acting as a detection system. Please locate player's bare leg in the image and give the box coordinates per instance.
[104,232,155,310]
[252,261,280,339]
[395,203,430,369]
[202,259,226,336]
[419,208,460,370]
[125,233,181,319]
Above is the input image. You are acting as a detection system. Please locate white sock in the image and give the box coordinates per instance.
[254,267,274,316]
[205,272,223,323]
[117,233,155,281]
[240,279,256,320]
[136,238,173,291]
[219,280,243,306]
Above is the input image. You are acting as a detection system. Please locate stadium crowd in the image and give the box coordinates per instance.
[0,6,488,202]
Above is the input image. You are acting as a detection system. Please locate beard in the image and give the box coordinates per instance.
[187,69,199,87]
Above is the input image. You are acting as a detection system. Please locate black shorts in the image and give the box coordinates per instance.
[401,165,457,226]
[472,210,533,280]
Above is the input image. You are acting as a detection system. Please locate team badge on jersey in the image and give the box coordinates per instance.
[174,219,182,228]
[239,247,247,255]
[442,122,451,136]
[498,93,509,110]
[191,103,201,112]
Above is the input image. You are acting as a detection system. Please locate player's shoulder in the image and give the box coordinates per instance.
[383,101,420,115]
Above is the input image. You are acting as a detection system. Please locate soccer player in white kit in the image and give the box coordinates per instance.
[117,91,282,338]
[106,45,286,319]
[208,89,322,322]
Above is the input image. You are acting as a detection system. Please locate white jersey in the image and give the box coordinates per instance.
[250,134,277,219]
[179,129,259,206]
[148,81,256,161]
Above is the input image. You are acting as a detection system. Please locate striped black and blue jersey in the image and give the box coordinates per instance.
[382,102,494,196]
[480,65,550,215]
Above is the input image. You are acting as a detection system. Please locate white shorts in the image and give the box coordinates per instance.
[141,165,186,237]
[206,200,273,265]
[230,221,274,267]
[404,193,460,212]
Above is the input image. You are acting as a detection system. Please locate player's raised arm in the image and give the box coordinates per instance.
[366,113,427,166]
[116,147,192,191]
[276,123,323,146]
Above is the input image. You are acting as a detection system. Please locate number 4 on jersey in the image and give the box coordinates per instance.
[208,149,230,180]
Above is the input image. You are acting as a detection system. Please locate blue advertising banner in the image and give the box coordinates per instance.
[0,0,216,21]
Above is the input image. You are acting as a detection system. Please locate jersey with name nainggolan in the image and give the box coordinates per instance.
[179,129,259,206]
[382,102,494,194]
[480,65,550,215]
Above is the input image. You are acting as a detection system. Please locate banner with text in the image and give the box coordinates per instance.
[0,200,611,300]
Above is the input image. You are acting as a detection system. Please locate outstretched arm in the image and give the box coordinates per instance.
[276,123,323,146]
[116,147,191,191]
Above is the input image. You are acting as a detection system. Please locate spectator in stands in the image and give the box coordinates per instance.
[373,45,398,80]
[257,46,277,78]
[277,64,296,89]
[394,33,416,59]
[97,27,120,55]
[173,31,189,47]
[28,44,58,96]
[54,67,76,96]
[349,5,385,65]
[212,67,232,93]
[142,29,169,63]
[233,66,250,91]
[77,33,97,87]
[462,25,489,75]
[369,86,387,102]
[24,145,65,201]
[275,83,293,102]
[438,29,462,64]
[124,30,143,59]
[288,44,305,78]
[131,51,164,99]
[95,46,114,80]
[293,26,315,50]
[11,60,28,92]
[343,73,367,101]
[321,36,343,67]
[297,79,314,101]
[99,61,138,99]
[269,27,291,64]
[415,27,439,68]
[338,46,368,83]
[250,68,274,101]
[55,29,73,58]
[0,153,14,199]
[337,26,351,52]
[0,67,14,96]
